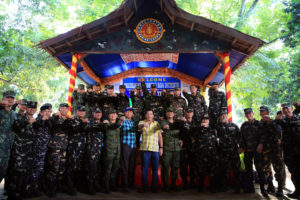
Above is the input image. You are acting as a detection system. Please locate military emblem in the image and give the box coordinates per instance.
[134,18,165,44]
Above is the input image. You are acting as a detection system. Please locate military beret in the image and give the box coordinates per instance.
[94,107,102,113]
[174,87,180,91]
[78,84,85,90]
[136,85,141,90]
[40,104,51,111]
[151,84,156,88]
[277,111,282,115]
[259,106,269,112]
[108,109,117,114]
[27,101,38,109]
[87,84,93,89]
[119,85,126,89]
[107,85,114,89]
[211,82,218,86]
[244,108,253,114]
[77,106,86,111]
[59,103,69,108]
[166,107,175,113]
[125,107,133,112]
[202,114,209,119]
[281,102,291,108]
[20,99,27,105]
[185,108,194,113]
[3,90,16,98]
[94,82,100,86]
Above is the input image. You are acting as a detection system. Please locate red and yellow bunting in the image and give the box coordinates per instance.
[223,52,233,122]
[67,54,79,116]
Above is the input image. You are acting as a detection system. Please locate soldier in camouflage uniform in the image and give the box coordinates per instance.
[102,109,122,193]
[8,101,37,199]
[216,110,241,193]
[72,84,86,115]
[160,107,183,192]
[182,84,207,123]
[64,106,88,195]
[15,99,27,117]
[259,106,284,197]
[141,78,163,121]
[85,82,102,118]
[117,85,129,117]
[44,103,69,197]
[85,84,95,118]
[31,104,52,196]
[0,91,16,184]
[276,103,300,199]
[166,87,187,121]
[180,108,198,189]
[208,82,227,128]
[99,85,118,120]
[240,108,268,197]
[195,114,219,193]
[130,85,144,123]
[85,107,104,195]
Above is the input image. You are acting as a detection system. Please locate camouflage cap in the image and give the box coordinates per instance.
[78,84,85,90]
[202,114,209,119]
[276,111,282,115]
[108,109,117,114]
[20,99,27,105]
[27,101,38,109]
[259,106,269,112]
[211,82,218,85]
[166,89,170,93]
[125,107,133,112]
[219,109,227,115]
[244,108,253,114]
[166,107,175,113]
[174,87,181,91]
[94,107,102,113]
[151,84,156,88]
[87,84,93,89]
[40,103,51,111]
[136,85,141,90]
[281,102,291,108]
[94,82,100,86]
[59,103,69,108]
[3,90,16,98]
[185,107,194,113]
[119,85,126,89]
[107,85,114,89]
[77,106,86,111]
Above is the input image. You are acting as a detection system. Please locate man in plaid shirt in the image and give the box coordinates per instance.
[120,107,136,192]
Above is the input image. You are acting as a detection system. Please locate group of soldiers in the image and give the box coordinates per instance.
[0,77,299,200]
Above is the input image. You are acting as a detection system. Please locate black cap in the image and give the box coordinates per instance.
[244,108,253,114]
[20,99,27,105]
[119,85,126,89]
[87,84,93,89]
[219,109,227,115]
[27,101,38,109]
[78,84,85,90]
[3,90,16,98]
[107,85,114,89]
[151,84,156,88]
[125,107,133,112]
[185,108,194,113]
[277,111,282,115]
[108,109,117,114]
[40,103,51,111]
[136,85,141,90]
[211,82,218,86]
[166,107,175,113]
[202,114,209,119]
[94,82,100,86]
[281,102,291,108]
[77,106,86,111]
[59,103,69,108]
[259,106,269,112]
[94,107,102,113]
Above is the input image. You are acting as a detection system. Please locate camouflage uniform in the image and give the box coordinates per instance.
[44,106,69,196]
[117,85,129,117]
[8,110,37,198]
[216,120,241,192]
[180,111,198,188]
[182,90,207,122]
[85,116,104,190]
[99,85,118,120]
[240,109,266,193]
[167,88,187,121]
[276,103,300,197]
[141,81,163,121]
[0,93,16,183]
[72,84,86,114]
[194,122,219,192]
[160,116,183,190]
[208,85,227,128]
[130,86,144,123]
[102,114,122,192]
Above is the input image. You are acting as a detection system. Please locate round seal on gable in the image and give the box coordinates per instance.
[134,18,166,44]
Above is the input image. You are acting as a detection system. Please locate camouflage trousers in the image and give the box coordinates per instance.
[161,150,180,187]
[196,154,218,188]
[86,144,103,185]
[263,148,284,185]
[0,136,14,182]
[283,145,300,191]
[103,150,120,190]
[180,149,197,185]
[244,151,265,185]
[8,170,32,199]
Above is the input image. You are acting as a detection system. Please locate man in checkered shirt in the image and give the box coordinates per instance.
[120,107,136,192]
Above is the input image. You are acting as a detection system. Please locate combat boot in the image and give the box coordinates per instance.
[244,182,255,193]
[260,183,269,197]
[267,181,275,193]
[275,182,283,197]
[87,184,96,195]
